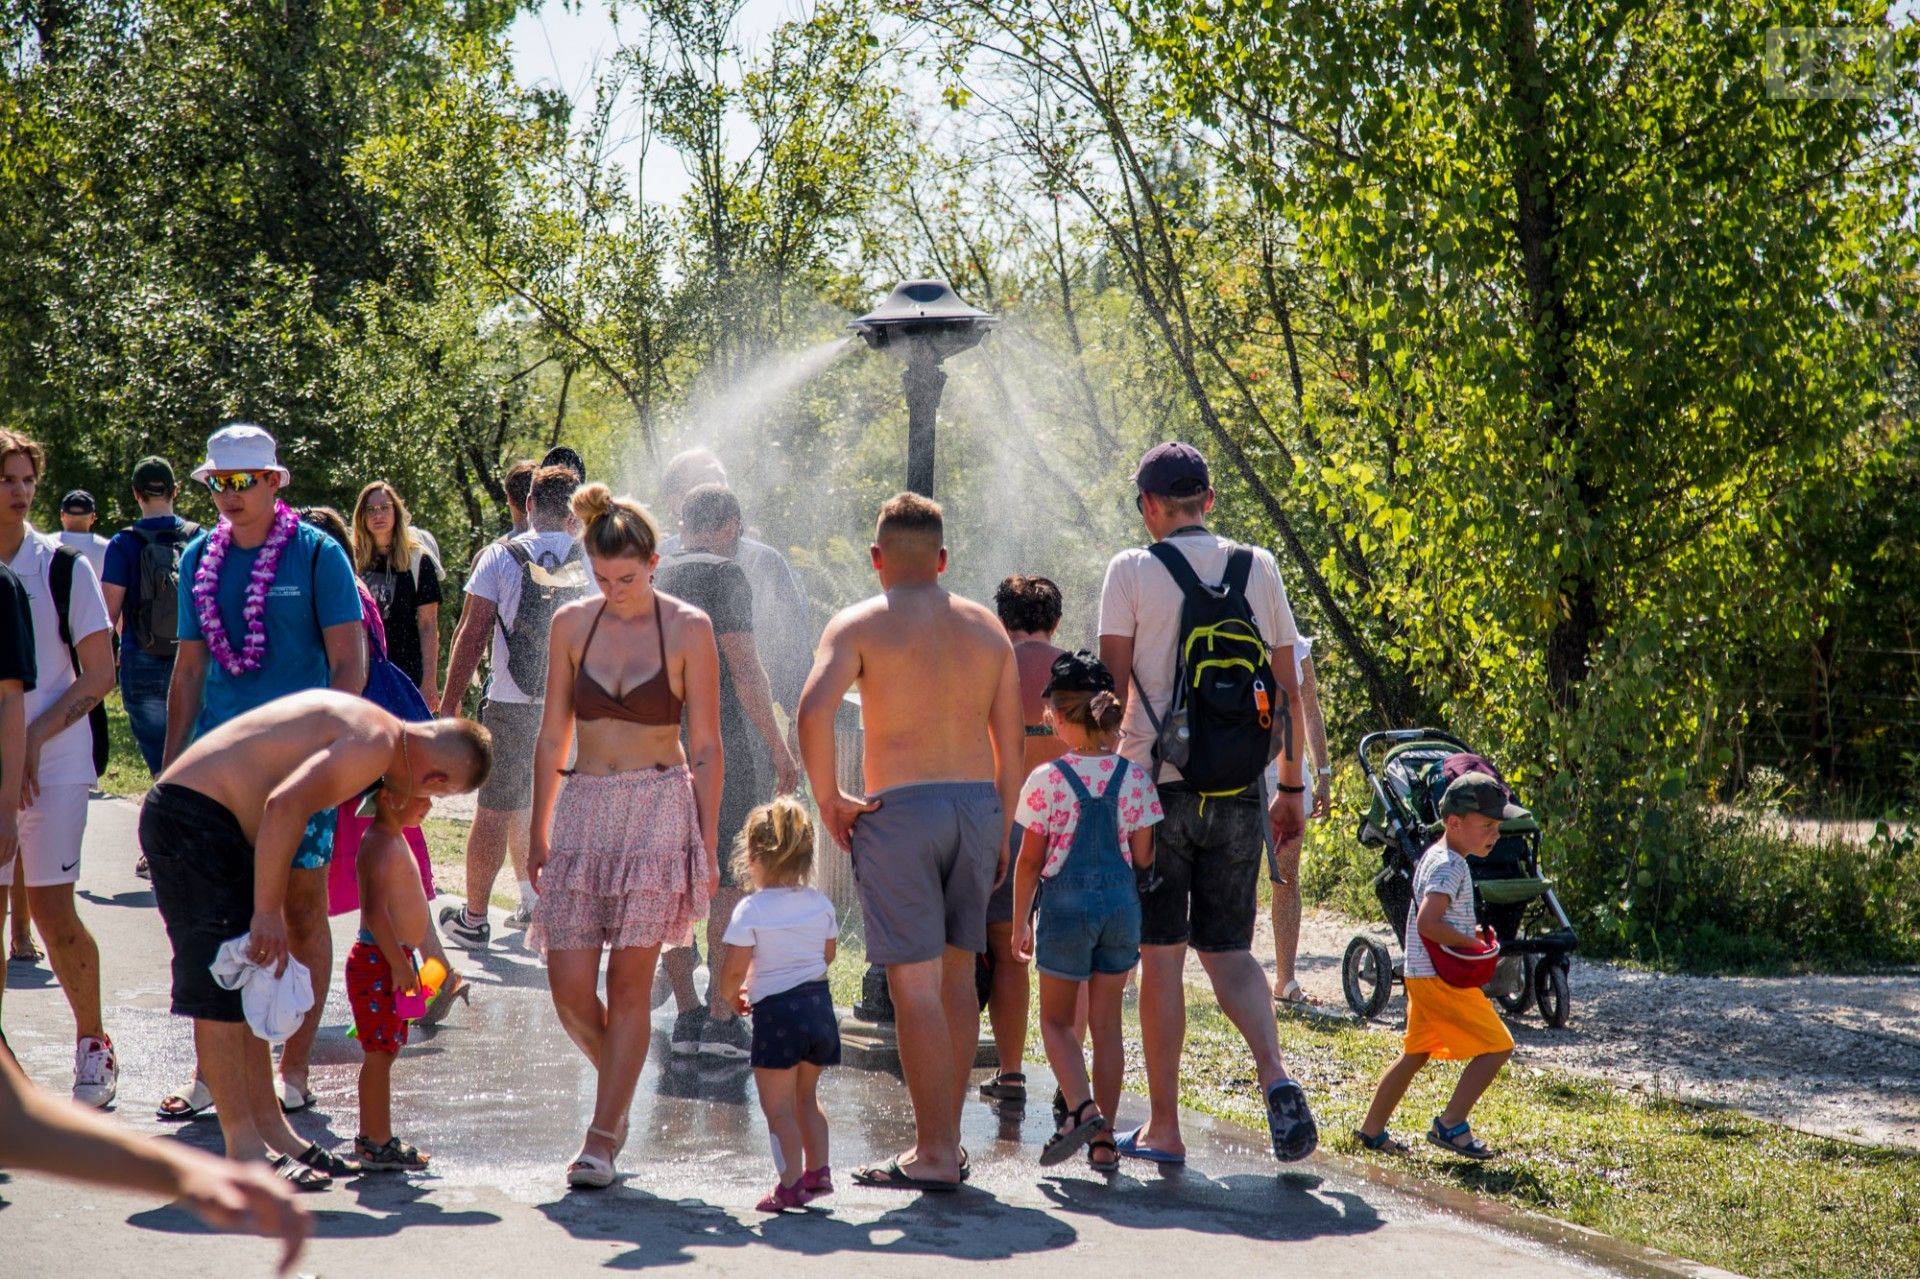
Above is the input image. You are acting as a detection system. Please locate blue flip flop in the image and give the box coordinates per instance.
[1115,1127,1185,1166]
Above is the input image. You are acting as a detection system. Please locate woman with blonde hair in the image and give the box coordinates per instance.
[351,481,441,706]
[527,482,724,1188]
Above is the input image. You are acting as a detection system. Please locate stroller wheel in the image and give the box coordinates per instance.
[1341,936,1395,1021]
[1494,954,1535,1016]
[1534,957,1571,1028]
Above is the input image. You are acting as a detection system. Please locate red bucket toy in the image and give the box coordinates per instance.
[1422,927,1501,989]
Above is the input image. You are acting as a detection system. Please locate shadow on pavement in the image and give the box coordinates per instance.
[536,1181,1077,1269]
[1037,1166,1385,1242]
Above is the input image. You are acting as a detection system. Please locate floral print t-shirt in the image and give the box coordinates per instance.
[1015,751,1165,879]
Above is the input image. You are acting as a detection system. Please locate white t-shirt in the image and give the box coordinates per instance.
[1015,752,1164,878]
[722,886,838,1003]
[57,530,110,579]
[1404,840,1478,980]
[1098,529,1300,782]
[8,527,110,786]
[464,529,595,702]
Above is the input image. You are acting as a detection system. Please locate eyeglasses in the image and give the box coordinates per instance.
[203,471,268,494]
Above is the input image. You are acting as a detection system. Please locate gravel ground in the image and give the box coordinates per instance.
[1235,907,1920,1151]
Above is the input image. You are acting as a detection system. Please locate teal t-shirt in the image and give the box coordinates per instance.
[176,522,363,737]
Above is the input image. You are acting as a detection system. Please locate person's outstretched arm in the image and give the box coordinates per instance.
[528,605,584,893]
[0,1046,310,1273]
[438,594,496,719]
[986,636,1024,884]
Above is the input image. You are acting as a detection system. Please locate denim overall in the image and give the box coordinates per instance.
[1034,759,1144,981]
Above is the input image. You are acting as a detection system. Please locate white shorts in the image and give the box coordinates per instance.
[1,783,90,887]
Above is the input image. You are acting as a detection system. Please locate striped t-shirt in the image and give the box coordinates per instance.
[1403,840,1477,979]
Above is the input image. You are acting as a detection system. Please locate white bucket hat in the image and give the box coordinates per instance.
[190,423,290,484]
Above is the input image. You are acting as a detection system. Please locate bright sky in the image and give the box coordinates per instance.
[507,0,802,208]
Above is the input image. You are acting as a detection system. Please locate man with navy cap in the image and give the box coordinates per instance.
[1098,441,1318,1165]
[57,491,109,579]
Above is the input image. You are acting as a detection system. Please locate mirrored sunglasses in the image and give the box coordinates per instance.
[204,471,269,494]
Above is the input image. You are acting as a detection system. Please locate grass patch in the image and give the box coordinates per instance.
[828,933,1920,1279]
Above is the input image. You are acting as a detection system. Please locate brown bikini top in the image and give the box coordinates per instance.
[573,602,682,726]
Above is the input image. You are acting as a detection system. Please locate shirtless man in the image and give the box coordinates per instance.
[797,493,1023,1191]
[139,689,491,1189]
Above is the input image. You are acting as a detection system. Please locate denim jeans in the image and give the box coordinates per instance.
[118,645,173,777]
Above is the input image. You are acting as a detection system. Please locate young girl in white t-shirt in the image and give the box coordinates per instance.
[1011,651,1162,1173]
[714,798,839,1212]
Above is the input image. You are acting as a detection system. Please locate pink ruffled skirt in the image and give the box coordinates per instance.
[529,766,710,955]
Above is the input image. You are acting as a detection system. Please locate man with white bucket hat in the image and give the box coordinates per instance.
[154,423,367,1121]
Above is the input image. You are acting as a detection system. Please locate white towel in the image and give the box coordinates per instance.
[209,934,315,1045]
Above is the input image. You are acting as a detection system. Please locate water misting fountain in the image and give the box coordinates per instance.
[849,280,1000,497]
[841,280,999,1041]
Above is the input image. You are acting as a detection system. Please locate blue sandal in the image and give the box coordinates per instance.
[1355,1128,1410,1155]
[1427,1117,1495,1160]
[1114,1127,1185,1166]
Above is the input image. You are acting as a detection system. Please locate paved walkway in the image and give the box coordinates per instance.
[2,798,1634,1277]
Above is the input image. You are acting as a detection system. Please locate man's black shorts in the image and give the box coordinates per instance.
[140,783,254,1023]
[1138,785,1265,952]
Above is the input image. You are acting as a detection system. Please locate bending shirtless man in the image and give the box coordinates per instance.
[797,493,1023,1192]
[140,689,491,1189]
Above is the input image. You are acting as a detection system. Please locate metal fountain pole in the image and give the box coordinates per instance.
[840,280,998,1051]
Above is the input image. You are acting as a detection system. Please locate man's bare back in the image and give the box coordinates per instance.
[163,690,399,842]
[839,584,1014,794]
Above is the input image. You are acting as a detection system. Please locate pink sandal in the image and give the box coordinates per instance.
[797,1165,833,1204]
[756,1179,807,1212]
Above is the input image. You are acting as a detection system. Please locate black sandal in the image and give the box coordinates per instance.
[294,1142,361,1177]
[266,1154,331,1192]
[356,1134,431,1170]
[1088,1134,1120,1174]
[979,1071,1028,1103]
[1040,1099,1107,1167]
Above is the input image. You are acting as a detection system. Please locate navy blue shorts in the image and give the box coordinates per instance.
[750,979,841,1070]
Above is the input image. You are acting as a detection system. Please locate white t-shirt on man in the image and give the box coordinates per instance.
[57,530,110,579]
[8,526,111,786]
[722,886,838,1003]
[463,529,594,703]
[1098,528,1300,784]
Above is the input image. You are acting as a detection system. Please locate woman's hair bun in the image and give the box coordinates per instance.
[571,481,616,526]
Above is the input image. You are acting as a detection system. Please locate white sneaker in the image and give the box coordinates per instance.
[73,1035,118,1108]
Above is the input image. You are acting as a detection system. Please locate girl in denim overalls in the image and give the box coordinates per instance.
[1011,651,1162,1173]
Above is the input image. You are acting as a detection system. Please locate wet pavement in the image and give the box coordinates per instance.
[2,797,1631,1277]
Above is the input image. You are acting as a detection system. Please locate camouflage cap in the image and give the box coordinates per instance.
[1438,771,1528,822]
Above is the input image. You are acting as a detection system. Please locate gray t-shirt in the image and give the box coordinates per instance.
[1403,839,1477,979]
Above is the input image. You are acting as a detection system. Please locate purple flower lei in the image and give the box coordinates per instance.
[194,500,299,676]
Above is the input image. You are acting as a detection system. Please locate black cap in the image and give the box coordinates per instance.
[131,456,175,496]
[1134,442,1210,497]
[1042,649,1116,697]
[60,489,96,515]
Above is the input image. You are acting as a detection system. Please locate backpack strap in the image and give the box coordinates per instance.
[1053,758,1094,803]
[1145,540,1210,604]
[494,540,536,642]
[50,543,78,654]
[1221,547,1254,599]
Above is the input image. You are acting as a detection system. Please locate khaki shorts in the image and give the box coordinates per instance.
[477,699,544,812]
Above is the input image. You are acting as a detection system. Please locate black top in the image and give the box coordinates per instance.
[362,550,443,687]
[0,562,35,690]
[655,553,755,751]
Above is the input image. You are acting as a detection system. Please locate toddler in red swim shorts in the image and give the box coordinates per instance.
[348,787,437,1171]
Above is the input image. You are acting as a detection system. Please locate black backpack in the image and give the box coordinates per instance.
[495,539,589,696]
[126,520,199,659]
[48,545,110,777]
[1136,541,1280,797]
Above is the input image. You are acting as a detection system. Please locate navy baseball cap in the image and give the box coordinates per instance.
[60,489,96,515]
[1134,442,1210,497]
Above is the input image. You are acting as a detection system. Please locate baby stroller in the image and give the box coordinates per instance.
[1341,728,1579,1027]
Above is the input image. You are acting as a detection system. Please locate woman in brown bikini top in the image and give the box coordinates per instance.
[571,599,684,726]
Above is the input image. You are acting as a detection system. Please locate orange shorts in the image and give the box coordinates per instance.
[1404,977,1514,1061]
